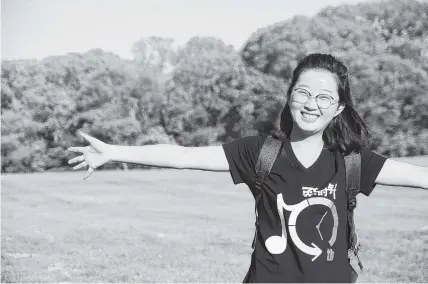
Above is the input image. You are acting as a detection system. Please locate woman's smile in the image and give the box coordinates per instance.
[300,111,320,122]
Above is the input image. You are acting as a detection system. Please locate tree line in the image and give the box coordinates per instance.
[1,0,427,173]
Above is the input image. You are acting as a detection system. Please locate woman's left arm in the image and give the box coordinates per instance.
[375,159,428,189]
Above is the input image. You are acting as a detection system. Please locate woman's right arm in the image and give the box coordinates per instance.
[68,131,230,179]
[110,144,230,172]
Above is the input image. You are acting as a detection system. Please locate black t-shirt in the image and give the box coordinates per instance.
[222,135,387,283]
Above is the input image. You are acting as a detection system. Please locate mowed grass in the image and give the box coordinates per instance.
[1,156,428,283]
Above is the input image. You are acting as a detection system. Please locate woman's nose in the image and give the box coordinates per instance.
[304,96,319,110]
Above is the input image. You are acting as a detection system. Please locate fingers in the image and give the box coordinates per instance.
[73,161,87,170]
[83,167,94,180]
[69,159,95,180]
[68,131,93,152]
[69,131,98,180]
[79,131,94,143]
[68,155,85,165]
[68,147,87,152]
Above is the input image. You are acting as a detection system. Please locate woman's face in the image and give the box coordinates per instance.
[289,69,345,136]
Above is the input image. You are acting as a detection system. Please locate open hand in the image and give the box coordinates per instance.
[68,131,113,180]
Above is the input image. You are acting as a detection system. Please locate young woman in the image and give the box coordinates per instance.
[68,53,428,283]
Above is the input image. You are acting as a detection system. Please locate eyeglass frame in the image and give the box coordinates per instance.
[291,88,341,109]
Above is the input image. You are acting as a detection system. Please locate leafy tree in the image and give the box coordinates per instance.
[162,36,286,145]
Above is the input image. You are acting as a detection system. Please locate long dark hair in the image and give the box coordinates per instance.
[272,53,370,155]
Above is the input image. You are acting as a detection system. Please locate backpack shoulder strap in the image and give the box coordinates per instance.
[251,135,283,249]
[344,152,363,271]
[254,136,284,188]
[344,152,361,211]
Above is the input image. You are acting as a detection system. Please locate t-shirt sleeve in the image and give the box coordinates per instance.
[360,148,388,196]
[221,135,267,185]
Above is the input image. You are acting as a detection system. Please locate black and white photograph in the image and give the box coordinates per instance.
[1,0,428,282]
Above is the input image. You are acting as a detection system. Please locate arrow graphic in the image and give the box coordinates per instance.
[289,226,323,261]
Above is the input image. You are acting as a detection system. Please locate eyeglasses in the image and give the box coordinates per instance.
[291,88,339,109]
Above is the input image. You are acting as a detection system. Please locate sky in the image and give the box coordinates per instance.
[1,0,370,61]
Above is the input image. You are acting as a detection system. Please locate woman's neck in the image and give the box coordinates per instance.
[289,127,324,149]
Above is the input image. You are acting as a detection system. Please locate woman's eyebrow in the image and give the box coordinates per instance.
[295,85,332,93]
[295,84,309,88]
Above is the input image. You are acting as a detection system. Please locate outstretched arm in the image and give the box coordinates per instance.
[375,159,428,189]
[110,144,230,172]
[68,131,230,179]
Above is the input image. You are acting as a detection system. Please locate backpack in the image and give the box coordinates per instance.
[250,135,363,282]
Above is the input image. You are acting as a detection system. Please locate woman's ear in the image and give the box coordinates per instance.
[334,103,345,118]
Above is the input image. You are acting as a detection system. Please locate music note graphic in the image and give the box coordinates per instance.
[265,194,288,254]
[264,194,337,260]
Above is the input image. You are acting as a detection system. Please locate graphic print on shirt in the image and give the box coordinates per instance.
[302,183,337,199]
[316,211,328,241]
[265,183,339,261]
[326,248,335,261]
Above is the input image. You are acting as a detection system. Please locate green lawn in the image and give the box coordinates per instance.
[2,156,428,283]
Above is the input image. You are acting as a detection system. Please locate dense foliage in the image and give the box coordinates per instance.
[2,0,427,173]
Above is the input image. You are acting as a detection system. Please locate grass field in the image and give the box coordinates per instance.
[2,156,428,283]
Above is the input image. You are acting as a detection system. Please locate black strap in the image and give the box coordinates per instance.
[344,153,363,271]
[251,136,283,249]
